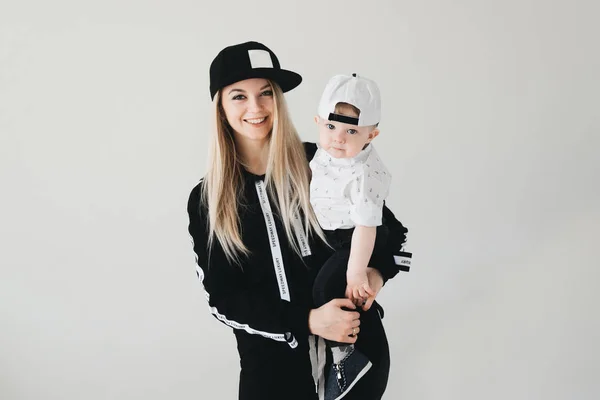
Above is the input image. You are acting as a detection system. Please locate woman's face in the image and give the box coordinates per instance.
[220,78,274,144]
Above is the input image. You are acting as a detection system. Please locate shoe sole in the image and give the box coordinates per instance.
[333,360,372,400]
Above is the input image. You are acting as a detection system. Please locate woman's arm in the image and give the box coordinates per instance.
[369,204,411,284]
[187,182,309,348]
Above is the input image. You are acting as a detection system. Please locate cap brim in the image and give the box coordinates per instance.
[248,68,302,93]
[216,68,302,98]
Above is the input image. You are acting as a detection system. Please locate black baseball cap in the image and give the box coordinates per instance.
[209,41,302,99]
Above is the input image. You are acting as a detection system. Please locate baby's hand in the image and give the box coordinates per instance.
[345,270,375,306]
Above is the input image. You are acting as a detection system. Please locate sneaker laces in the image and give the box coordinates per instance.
[333,363,346,390]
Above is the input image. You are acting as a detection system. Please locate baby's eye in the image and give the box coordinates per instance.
[326,123,335,130]
[347,129,358,135]
[232,94,246,100]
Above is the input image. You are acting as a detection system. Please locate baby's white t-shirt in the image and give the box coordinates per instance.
[309,144,391,230]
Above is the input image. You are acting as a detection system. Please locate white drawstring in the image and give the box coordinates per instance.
[317,335,326,400]
[309,335,318,391]
[309,334,327,400]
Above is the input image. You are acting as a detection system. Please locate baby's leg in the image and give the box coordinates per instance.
[312,248,351,309]
[314,248,373,398]
[339,306,390,400]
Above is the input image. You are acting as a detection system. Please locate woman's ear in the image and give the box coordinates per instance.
[314,115,319,124]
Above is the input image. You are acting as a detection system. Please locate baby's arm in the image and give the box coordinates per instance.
[345,225,377,304]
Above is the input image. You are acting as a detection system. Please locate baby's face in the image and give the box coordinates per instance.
[316,116,379,159]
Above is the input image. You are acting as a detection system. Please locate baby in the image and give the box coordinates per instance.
[310,73,391,399]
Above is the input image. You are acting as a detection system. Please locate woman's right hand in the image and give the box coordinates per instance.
[308,298,361,343]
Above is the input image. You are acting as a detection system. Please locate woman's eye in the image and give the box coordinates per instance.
[261,90,273,96]
[326,124,335,130]
[232,95,246,100]
[347,129,357,135]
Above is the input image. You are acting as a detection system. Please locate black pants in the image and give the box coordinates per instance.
[312,225,389,312]
[343,305,390,399]
[312,226,391,399]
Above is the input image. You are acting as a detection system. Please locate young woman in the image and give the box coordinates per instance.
[187,41,409,400]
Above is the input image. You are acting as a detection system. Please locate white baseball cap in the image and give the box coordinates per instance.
[317,73,381,127]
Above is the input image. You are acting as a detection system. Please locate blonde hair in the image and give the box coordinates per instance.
[202,81,327,264]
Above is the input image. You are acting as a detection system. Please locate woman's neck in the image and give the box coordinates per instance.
[236,138,269,176]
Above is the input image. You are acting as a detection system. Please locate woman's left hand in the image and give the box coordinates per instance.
[361,267,384,311]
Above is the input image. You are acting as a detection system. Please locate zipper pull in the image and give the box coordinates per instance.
[334,364,342,380]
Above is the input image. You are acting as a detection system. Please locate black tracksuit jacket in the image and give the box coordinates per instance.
[187,142,408,400]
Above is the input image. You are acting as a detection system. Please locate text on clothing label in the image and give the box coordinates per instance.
[255,180,291,302]
[292,213,312,257]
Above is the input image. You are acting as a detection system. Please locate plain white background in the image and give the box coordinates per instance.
[1,0,599,399]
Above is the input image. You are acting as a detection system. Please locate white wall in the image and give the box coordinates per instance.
[1,0,598,399]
